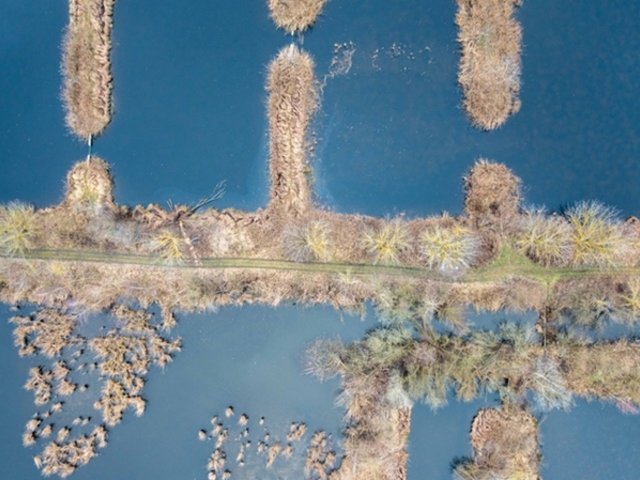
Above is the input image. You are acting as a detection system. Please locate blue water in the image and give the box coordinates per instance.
[1,0,640,478]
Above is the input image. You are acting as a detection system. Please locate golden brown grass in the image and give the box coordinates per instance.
[455,405,540,480]
[420,224,479,273]
[0,202,36,255]
[363,220,409,265]
[267,44,318,217]
[65,156,115,207]
[464,159,521,234]
[456,0,522,130]
[62,0,115,141]
[268,0,327,34]
[566,201,628,267]
[516,209,573,266]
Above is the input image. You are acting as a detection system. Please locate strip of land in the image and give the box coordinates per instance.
[62,0,115,141]
[456,0,522,130]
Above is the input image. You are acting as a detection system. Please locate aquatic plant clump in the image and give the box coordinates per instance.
[516,209,573,266]
[267,0,327,34]
[566,201,627,267]
[456,0,523,130]
[420,225,479,273]
[0,202,36,255]
[11,310,77,358]
[62,0,115,141]
[267,44,318,216]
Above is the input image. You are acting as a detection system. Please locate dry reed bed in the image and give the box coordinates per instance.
[267,45,318,217]
[456,0,523,130]
[455,405,540,480]
[268,0,327,33]
[62,0,115,141]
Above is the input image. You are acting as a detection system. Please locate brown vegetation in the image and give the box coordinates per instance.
[307,322,640,479]
[267,44,318,217]
[268,0,327,34]
[65,157,115,207]
[11,310,77,358]
[89,308,180,425]
[62,0,115,141]
[456,0,522,130]
[464,159,521,235]
[454,405,540,480]
[305,431,338,479]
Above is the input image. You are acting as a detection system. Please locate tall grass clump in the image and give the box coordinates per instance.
[421,225,479,273]
[267,44,318,216]
[363,221,409,265]
[565,201,626,267]
[62,0,115,141]
[150,230,185,264]
[282,221,332,262]
[516,209,572,266]
[456,0,522,130]
[267,0,327,34]
[0,202,36,255]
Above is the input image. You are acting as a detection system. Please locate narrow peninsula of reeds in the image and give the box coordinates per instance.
[62,0,115,142]
[308,321,640,480]
[267,0,327,34]
[454,405,540,480]
[456,0,523,130]
[267,44,318,217]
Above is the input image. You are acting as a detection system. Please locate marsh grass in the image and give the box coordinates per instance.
[363,220,409,265]
[516,209,573,266]
[267,0,327,34]
[0,202,36,255]
[283,221,332,262]
[464,159,521,234]
[65,157,114,207]
[456,0,522,130]
[62,0,115,141]
[421,224,479,273]
[454,405,540,480]
[150,230,185,264]
[566,201,627,267]
[267,44,318,216]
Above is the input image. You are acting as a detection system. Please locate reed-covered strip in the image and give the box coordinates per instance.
[455,406,540,480]
[62,0,115,142]
[267,0,327,34]
[456,0,523,130]
[267,45,318,217]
